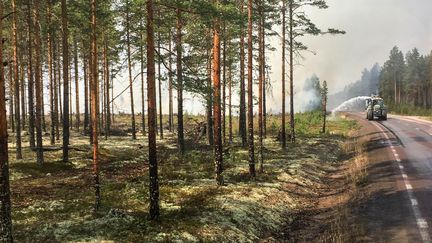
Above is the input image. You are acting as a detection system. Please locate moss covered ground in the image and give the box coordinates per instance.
[7,111,358,242]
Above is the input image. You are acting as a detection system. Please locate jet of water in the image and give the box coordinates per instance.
[331,96,371,114]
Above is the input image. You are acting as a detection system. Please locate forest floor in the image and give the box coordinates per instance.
[7,112,360,242]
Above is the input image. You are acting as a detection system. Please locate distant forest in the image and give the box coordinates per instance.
[329,46,432,111]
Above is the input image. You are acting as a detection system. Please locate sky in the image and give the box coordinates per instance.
[60,0,432,116]
[265,0,432,113]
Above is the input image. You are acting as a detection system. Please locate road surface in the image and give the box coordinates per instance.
[349,112,432,242]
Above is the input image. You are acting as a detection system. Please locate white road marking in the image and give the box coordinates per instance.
[392,149,396,152]
[371,121,431,243]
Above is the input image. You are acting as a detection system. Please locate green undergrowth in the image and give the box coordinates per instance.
[8,112,358,242]
[388,103,432,117]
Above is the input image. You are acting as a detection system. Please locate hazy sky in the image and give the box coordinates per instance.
[266,0,432,112]
[60,0,432,115]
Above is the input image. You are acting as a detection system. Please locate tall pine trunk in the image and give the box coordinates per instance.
[126,1,136,140]
[20,59,26,131]
[221,23,226,145]
[8,66,14,133]
[140,27,146,134]
[176,8,185,154]
[61,0,70,163]
[168,31,173,132]
[74,37,80,131]
[104,38,110,138]
[258,1,264,172]
[239,1,247,147]
[47,0,55,145]
[0,2,13,239]
[53,38,60,141]
[228,40,233,144]
[91,0,101,210]
[34,0,44,164]
[262,13,267,138]
[83,54,89,133]
[281,0,286,148]
[247,0,255,177]
[27,2,35,148]
[207,38,213,146]
[289,0,295,142]
[157,31,163,139]
[147,0,160,219]
[12,0,22,159]
[212,2,223,185]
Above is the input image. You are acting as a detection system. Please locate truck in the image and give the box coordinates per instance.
[366,96,387,121]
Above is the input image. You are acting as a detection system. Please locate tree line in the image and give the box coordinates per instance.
[0,0,342,240]
[379,46,432,108]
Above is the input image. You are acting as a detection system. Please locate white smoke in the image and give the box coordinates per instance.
[331,96,370,113]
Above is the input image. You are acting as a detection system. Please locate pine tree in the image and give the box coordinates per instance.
[212,0,223,185]
[91,0,101,210]
[247,0,255,177]
[12,0,22,159]
[176,7,185,154]
[126,0,137,140]
[33,0,44,164]
[147,0,160,219]
[0,2,13,240]
[62,0,70,163]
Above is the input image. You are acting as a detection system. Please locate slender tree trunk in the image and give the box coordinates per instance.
[41,57,46,134]
[239,1,247,147]
[69,67,73,130]
[147,0,160,219]
[47,0,55,145]
[322,82,327,134]
[281,0,286,148]
[9,65,15,133]
[74,37,80,131]
[212,5,223,185]
[0,3,13,239]
[247,0,255,177]
[207,38,214,146]
[33,0,44,164]
[289,0,295,143]
[20,59,26,131]
[91,0,101,211]
[8,66,14,133]
[126,1,136,140]
[176,8,185,154]
[58,40,63,125]
[12,0,22,159]
[110,69,115,125]
[83,55,89,133]
[168,30,173,133]
[104,38,110,138]
[53,38,60,141]
[228,41,233,144]
[262,13,267,138]
[258,0,264,173]
[61,0,70,163]
[140,28,146,134]
[157,32,163,139]
[222,23,226,145]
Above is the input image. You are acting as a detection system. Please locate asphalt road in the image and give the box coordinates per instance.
[349,112,432,242]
